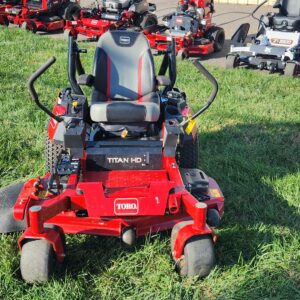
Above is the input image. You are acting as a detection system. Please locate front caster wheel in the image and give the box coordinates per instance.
[21,21,37,33]
[171,221,216,277]
[177,49,189,60]
[20,239,57,283]
[178,235,216,277]
[226,54,239,69]
[284,61,298,77]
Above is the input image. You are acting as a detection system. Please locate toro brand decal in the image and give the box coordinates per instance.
[270,38,293,46]
[114,198,139,215]
[176,17,183,24]
[120,36,131,45]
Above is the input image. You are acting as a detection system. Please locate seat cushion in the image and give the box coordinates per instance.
[90,90,160,123]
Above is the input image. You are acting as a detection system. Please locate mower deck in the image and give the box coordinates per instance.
[11,11,65,31]
[15,157,224,261]
[65,18,122,39]
[148,31,214,56]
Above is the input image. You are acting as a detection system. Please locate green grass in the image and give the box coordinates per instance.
[0,27,299,299]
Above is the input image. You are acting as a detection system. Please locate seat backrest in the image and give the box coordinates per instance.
[278,0,300,17]
[93,30,156,101]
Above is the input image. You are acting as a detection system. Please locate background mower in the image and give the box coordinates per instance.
[0,30,224,283]
[1,0,80,33]
[226,0,300,76]
[146,0,225,59]
[64,0,157,40]
[0,0,20,26]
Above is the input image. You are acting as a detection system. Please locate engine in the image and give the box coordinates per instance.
[166,14,199,36]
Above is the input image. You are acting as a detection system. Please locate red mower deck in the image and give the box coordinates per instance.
[15,159,224,262]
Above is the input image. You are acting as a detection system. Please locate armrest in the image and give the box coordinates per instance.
[77,74,94,86]
[156,75,171,87]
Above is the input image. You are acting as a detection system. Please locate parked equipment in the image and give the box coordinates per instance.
[146,0,224,59]
[227,0,300,76]
[0,30,224,282]
[0,0,20,26]
[1,0,80,33]
[64,0,157,40]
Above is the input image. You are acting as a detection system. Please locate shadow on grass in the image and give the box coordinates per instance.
[63,235,122,277]
[63,230,171,279]
[199,122,299,266]
[200,39,231,61]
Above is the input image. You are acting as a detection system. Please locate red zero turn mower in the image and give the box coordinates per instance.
[0,30,224,283]
[146,0,224,59]
[0,0,20,26]
[64,0,157,40]
[1,0,80,33]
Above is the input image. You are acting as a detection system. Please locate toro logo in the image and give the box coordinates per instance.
[270,38,293,46]
[114,198,139,215]
[120,36,131,45]
[176,17,183,24]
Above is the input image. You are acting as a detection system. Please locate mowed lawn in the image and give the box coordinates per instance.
[0,27,299,300]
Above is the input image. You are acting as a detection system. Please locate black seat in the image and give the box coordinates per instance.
[272,0,300,31]
[90,30,160,124]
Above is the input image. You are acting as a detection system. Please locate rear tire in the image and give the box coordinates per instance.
[176,135,199,168]
[45,136,64,172]
[20,239,57,283]
[207,208,220,227]
[61,3,81,21]
[284,61,298,77]
[205,26,225,52]
[1,16,9,26]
